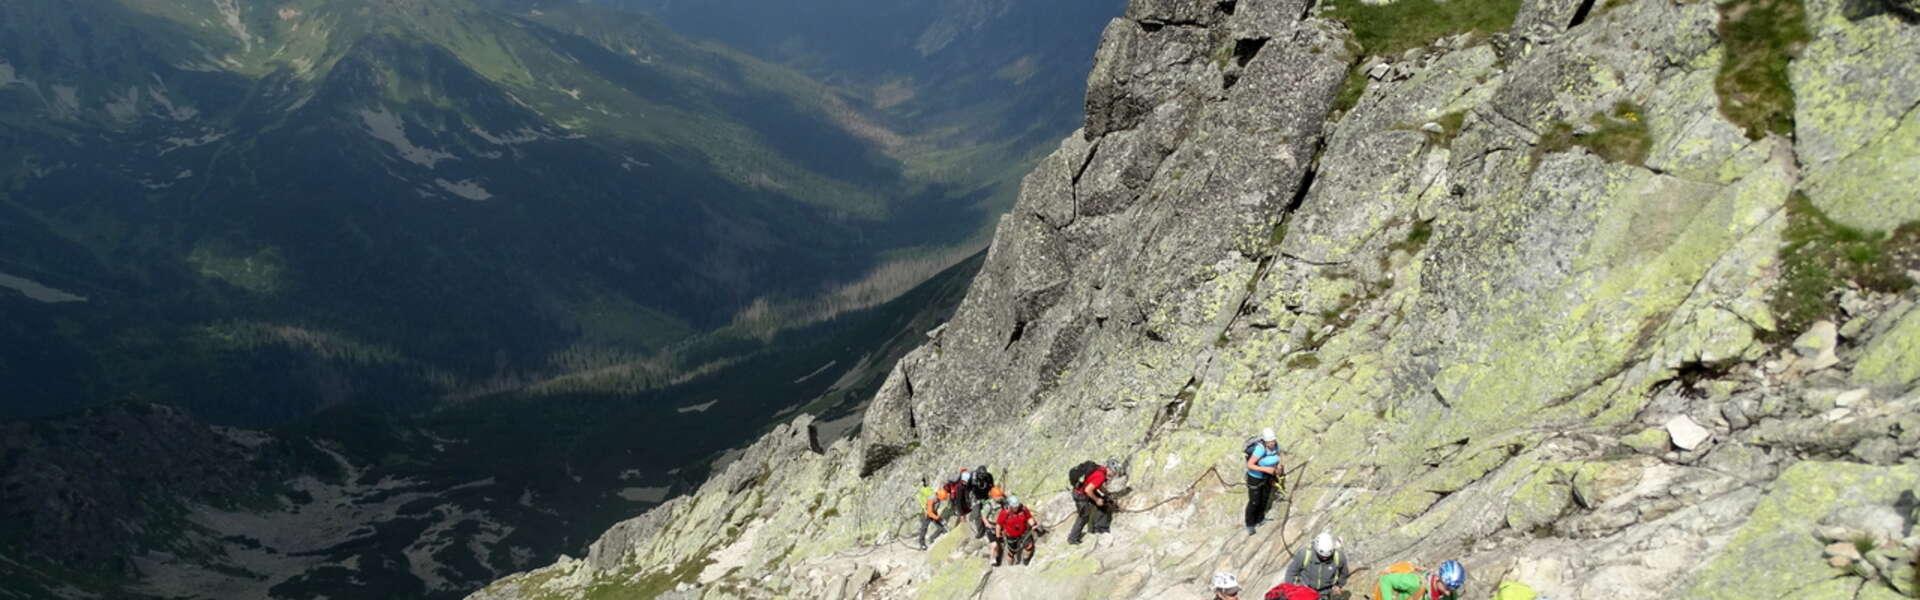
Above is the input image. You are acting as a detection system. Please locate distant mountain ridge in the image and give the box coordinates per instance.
[600,0,1124,163]
[0,0,1040,423]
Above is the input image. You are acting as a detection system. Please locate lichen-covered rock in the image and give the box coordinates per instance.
[1686,462,1920,599]
[1854,305,1920,388]
[1792,0,1920,229]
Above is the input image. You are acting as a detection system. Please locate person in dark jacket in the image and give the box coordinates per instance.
[967,465,997,538]
[1283,531,1351,597]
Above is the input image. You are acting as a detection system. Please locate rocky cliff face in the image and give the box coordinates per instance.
[472,0,1920,597]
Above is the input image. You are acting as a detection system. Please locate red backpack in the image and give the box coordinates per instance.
[1265,583,1320,600]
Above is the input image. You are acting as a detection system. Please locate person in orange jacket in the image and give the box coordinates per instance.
[916,475,956,550]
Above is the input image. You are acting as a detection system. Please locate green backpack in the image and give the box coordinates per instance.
[1493,581,1538,600]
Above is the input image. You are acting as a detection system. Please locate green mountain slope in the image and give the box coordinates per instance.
[597,0,1124,222]
[0,254,983,600]
[601,0,1122,144]
[0,0,1004,424]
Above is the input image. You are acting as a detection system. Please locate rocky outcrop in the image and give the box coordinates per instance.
[473,0,1920,597]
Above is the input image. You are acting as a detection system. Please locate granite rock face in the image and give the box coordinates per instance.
[473,0,1920,598]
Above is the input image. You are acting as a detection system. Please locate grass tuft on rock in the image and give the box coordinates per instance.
[1536,101,1652,165]
[1714,0,1810,140]
[1396,219,1436,251]
[1287,353,1323,370]
[1422,110,1471,147]
[1333,64,1373,115]
[1771,193,1919,339]
[1322,0,1523,57]
[1580,101,1651,165]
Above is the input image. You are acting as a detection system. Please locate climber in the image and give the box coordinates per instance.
[917,475,956,550]
[1212,572,1244,599]
[1244,427,1285,535]
[1374,559,1466,600]
[1282,531,1350,597]
[1066,458,1119,544]
[976,483,1008,561]
[993,495,1038,566]
[1265,583,1323,600]
[975,482,1006,542]
[949,469,976,522]
[967,465,999,539]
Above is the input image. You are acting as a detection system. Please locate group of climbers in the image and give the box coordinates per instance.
[919,458,1126,564]
[1209,530,1354,599]
[1213,555,1465,600]
[912,430,1482,599]
[917,465,1042,566]
[1370,559,1468,600]
[1229,427,1469,600]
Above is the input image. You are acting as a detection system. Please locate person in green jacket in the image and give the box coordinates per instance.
[1376,560,1465,600]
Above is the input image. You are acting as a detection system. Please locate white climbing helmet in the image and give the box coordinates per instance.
[1314,531,1337,558]
[1007,495,1022,509]
[960,470,973,483]
[1261,427,1277,443]
[1211,572,1240,591]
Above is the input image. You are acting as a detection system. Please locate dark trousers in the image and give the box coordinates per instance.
[1245,474,1276,527]
[996,532,1034,565]
[973,505,991,539]
[919,515,946,548]
[1068,495,1111,543]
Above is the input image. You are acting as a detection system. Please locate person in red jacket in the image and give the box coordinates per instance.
[1067,459,1118,544]
[993,495,1038,566]
[1264,583,1320,600]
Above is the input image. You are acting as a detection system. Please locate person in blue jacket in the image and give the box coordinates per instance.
[1244,427,1284,535]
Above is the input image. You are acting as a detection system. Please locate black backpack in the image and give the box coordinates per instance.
[971,467,995,494]
[1067,460,1099,488]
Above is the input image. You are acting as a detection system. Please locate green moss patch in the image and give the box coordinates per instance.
[1385,218,1436,264]
[1579,102,1650,165]
[1421,110,1470,147]
[1537,101,1652,166]
[1287,353,1323,370]
[580,558,713,600]
[1713,0,1810,140]
[1332,64,1373,115]
[1771,193,1918,339]
[1322,0,1522,57]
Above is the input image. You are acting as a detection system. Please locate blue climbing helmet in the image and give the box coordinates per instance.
[1437,560,1467,591]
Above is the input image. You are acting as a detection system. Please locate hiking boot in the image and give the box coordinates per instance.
[1245,525,1257,536]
